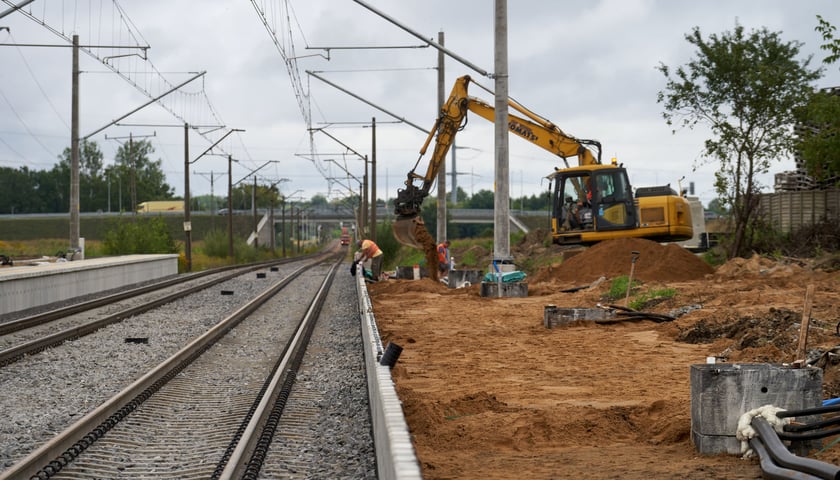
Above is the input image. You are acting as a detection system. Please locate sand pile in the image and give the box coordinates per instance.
[539,237,714,284]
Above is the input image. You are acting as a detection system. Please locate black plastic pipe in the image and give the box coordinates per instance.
[786,417,840,433]
[777,426,840,441]
[753,416,840,479]
[778,405,840,419]
[749,437,823,480]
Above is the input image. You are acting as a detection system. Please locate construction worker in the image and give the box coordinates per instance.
[437,240,451,279]
[355,239,384,281]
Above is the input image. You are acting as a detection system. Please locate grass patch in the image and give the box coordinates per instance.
[605,275,677,310]
[606,275,641,302]
[629,288,677,311]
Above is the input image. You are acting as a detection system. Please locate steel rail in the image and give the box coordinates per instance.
[0,255,330,367]
[0,257,297,335]
[217,256,341,479]
[0,256,326,480]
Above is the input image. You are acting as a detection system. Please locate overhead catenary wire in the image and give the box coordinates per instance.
[6,30,69,130]
[2,0,232,154]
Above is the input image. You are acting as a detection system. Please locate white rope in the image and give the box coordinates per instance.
[735,404,790,458]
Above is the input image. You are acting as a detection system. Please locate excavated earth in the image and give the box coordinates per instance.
[368,237,840,479]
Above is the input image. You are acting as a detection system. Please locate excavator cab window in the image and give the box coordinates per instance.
[591,170,635,230]
[557,174,594,231]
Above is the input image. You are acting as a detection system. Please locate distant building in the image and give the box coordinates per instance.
[136,201,184,213]
[777,86,840,192]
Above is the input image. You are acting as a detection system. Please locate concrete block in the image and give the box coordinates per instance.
[447,269,483,289]
[690,363,822,455]
[543,306,613,328]
[486,262,517,274]
[479,281,528,298]
[394,265,430,279]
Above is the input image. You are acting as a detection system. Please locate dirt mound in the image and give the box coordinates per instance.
[535,237,714,284]
[715,254,805,279]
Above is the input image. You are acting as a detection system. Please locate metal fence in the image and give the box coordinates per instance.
[758,189,840,233]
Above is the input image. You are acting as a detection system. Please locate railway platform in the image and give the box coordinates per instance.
[0,254,179,316]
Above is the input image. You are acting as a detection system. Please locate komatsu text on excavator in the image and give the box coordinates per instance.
[393,75,693,248]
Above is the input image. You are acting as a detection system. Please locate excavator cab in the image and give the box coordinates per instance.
[551,165,638,244]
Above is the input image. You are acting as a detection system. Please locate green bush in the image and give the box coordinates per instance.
[200,229,230,258]
[102,217,180,255]
[376,222,402,268]
[233,238,258,263]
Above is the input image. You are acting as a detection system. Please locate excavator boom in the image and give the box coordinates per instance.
[393,74,692,250]
[393,75,603,248]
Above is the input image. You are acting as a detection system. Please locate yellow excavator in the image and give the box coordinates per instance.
[393,75,693,248]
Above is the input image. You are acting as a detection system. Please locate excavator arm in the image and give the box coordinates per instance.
[393,75,603,248]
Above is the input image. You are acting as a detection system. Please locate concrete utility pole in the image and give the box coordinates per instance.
[370,117,377,242]
[253,175,258,249]
[493,0,512,265]
[436,30,447,244]
[184,123,192,271]
[363,156,368,239]
[70,34,80,253]
[451,141,458,204]
[228,155,234,258]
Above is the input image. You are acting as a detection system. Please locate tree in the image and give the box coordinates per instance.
[707,198,727,215]
[0,166,45,213]
[113,139,174,212]
[310,193,328,207]
[464,189,494,209]
[59,139,106,212]
[795,15,840,186]
[657,23,821,258]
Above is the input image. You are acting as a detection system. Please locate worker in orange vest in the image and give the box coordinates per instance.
[437,240,451,280]
[355,239,384,281]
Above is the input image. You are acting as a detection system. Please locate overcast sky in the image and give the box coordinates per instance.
[1,0,838,210]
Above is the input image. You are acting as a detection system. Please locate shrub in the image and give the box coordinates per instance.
[376,222,402,268]
[102,217,180,255]
[200,229,230,258]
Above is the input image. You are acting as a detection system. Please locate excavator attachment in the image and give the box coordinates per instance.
[392,213,441,281]
[392,215,426,249]
[392,183,435,250]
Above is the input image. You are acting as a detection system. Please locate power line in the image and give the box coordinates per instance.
[0,86,58,158]
[7,30,69,130]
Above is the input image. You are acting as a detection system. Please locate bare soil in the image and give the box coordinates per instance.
[368,236,840,479]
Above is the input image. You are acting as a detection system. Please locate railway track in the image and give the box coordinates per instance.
[0,251,379,479]
[0,255,326,367]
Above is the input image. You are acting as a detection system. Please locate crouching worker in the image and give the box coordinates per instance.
[355,239,383,281]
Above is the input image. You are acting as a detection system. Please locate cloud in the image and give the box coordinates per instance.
[1,0,838,209]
